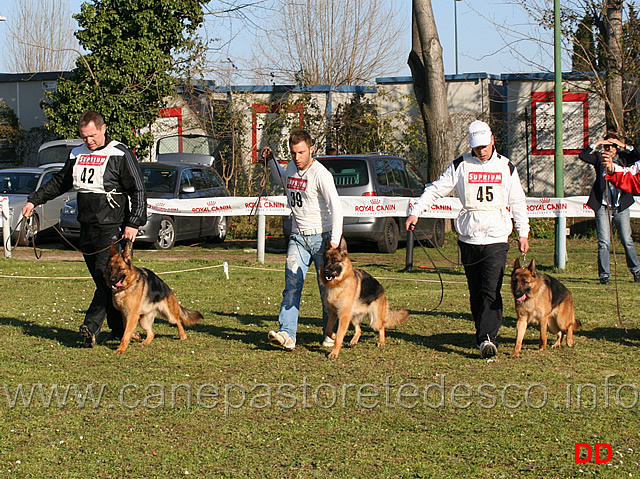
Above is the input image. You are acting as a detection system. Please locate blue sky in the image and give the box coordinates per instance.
[0,0,594,77]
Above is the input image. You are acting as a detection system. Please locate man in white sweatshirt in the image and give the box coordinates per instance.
[262,129,343,351]
[406,120,529,358]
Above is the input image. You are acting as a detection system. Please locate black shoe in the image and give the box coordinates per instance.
[600,277,610,285]
[79,325,96,348]
[634,271,640,283]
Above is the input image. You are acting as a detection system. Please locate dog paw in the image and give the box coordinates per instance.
[114,349,126,355]
[510,352,521,358]
[327,351,339,359]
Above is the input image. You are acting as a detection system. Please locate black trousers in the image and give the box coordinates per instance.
[458,241,509,347]
[79,224,125,337]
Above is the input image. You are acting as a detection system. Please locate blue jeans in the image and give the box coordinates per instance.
[278,232,331,343]
[595,205,640,278]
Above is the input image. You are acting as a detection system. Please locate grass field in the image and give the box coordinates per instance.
[1,233,639,478]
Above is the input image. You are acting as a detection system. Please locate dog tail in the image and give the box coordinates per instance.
[180,306,203,327]
[386,308,410,328]
[574,316,582,332]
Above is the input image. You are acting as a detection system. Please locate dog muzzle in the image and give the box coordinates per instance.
[515,294,527,302]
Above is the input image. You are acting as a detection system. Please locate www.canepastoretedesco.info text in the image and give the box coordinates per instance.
[2,375,637,416]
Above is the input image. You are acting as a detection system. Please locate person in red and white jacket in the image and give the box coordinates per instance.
[603,140,640,194]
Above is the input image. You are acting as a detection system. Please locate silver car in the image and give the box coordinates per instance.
[59,162,230,250]
[284,154,445,253]
[0,164,75,245]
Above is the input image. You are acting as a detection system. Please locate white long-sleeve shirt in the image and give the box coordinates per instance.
[269,158,343,245]
[409,149,529,245]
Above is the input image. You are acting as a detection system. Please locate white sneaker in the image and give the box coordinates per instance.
[479,338,498,359]
[321,335,335,347]
[268,330,295,351]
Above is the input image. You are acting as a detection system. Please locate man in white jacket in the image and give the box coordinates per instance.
[262,129,343,351]
[406,120,529,358]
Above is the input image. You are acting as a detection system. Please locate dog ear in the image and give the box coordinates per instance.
[122,240,132,263]
[110,243,118,256]
[528,258,537,275]
[338,236,348,254]
[513,257,521,271]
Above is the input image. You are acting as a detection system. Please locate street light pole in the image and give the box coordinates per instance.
[454,0,461,74]
[454,0,459,74]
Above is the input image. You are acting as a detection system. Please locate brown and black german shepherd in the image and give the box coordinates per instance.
[105,242,203,354]
[321,237,409,358]
[510,258,581,358]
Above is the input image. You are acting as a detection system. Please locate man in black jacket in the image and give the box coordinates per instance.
[579,133,640,285]
[22,111,147,346]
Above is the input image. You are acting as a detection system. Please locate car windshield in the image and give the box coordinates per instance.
[0,172,40,194]
[317,159,369,187]
[142,167,178,193]
[38,145,76,165]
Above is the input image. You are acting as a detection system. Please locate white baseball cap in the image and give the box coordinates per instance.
[468,120,493,148]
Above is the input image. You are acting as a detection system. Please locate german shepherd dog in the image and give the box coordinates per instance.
[321,238,409,358]
[105,242,203,354]
[510,258,581,358]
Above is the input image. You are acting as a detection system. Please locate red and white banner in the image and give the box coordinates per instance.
[145,195,640,219]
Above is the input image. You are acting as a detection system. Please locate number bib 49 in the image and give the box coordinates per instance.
[73,153,109,193]
[463,163,505,211]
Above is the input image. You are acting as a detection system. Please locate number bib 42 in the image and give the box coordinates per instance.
[463,163,505,211]
[73,153,109,193]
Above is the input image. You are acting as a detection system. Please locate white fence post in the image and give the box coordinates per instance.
[0,196,10,258]
[257,213,266,264]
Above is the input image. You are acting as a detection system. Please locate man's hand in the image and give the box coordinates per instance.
[261,146,274,165]
[123,226,138,242]
[405,215,418,231]
[22,202,35,219]
[518,237,529,254]
[602,155,615,175]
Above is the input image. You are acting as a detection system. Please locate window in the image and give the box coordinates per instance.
[406,164,426,191]
[386,159,408,188]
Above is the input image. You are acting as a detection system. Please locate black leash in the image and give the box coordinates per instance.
[6,214,125,259]
[604,180,628,333]
[410,224,522,313]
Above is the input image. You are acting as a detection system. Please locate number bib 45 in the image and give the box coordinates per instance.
[73,153,109,193]
[463,163,505,211]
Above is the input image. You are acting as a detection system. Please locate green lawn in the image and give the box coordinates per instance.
[0,234,638,477]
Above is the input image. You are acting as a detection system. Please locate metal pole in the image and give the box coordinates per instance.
[257,213,266,264]
[454,0,459,75]
[554,0,566,269]
[404,229,414,272]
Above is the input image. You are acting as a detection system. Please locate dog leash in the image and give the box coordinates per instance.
[11,213,126,259]
[604,180,628,333]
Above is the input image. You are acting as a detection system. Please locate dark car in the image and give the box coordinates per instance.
[0,164,76,245]
[284,154,445,253]
[59,162,230,250]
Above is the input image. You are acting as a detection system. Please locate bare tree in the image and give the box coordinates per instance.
[5,0,80,73]
[408,0,454,181]
[251,0,405,85]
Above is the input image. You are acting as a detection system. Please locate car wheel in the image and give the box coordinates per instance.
[376,217,399,254]
[428,218,445,248]
[154,216,176,250]
[17,214,40,246]
[210,216,227,243]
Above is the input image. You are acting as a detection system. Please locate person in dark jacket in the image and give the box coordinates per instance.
[579,133,640,285]
[22,111,147,346]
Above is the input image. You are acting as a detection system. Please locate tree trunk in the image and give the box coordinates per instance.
[604,0,624,135]
[408,0,455,182]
